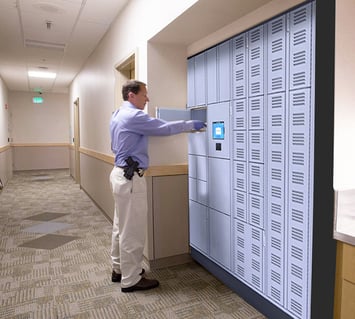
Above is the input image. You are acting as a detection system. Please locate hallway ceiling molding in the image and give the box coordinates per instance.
[0,0,128,93]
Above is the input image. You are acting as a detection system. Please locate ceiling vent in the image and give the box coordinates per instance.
[24,39,66,51]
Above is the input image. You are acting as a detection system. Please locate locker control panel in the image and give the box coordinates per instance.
[212,121,224,151]
[208,102,230,159]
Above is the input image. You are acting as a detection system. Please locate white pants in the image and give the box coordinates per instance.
[110,166,147,288]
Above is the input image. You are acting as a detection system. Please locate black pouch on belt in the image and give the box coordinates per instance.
[123,156,139,180]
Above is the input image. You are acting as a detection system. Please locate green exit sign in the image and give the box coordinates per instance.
[33,96,43,104]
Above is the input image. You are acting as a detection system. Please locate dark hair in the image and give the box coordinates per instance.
[122,80,146,101]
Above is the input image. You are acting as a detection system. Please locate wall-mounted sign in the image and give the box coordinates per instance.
[33,96,43,104]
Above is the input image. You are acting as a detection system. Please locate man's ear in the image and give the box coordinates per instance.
[128,92,134,99]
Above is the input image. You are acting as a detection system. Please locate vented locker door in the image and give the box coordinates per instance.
[233,219,248,280]
[249,163,264,197]
[233,160,247,193]
[249,131,264,163]
[233,221,264,292]
[218,40,231,102]
[189,200,209,255]
[195,52,206,106]
[267,15,286,94]
[249,96,264,130]
[233,99,247,130]
[187,58,195,107]
[210,208,231,269]
[207,47,218,104]
[248,226,264,292]
[248,25,265,97]
[233,190,247,222]
[233,131,247,161]
[289,4,313,91]
[287,88,312,319]
[266,92,286,306]
[232,34,247,100]
[249,194,264,229]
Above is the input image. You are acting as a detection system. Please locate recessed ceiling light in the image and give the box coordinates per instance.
[28,71,57,79]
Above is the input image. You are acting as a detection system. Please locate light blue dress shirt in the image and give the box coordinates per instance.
[110,101,194,168]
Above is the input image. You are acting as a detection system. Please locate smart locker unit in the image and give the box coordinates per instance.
[158,2,336,318]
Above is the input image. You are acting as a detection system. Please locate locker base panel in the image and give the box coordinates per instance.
[190,247,293,319]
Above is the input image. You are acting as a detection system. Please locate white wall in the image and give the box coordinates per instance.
[9,91,69,143]
[0,76,9,146]
[70,0,198,158]
[334,0,355,189]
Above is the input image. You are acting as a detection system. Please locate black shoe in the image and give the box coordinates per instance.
[112,269,145,282]
[121,277,159,293]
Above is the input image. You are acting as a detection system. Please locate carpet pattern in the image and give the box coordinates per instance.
[0,169,266,319]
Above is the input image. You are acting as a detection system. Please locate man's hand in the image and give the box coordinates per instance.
[187,120,206,131]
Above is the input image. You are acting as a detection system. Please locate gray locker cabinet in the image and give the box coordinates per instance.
[189,200,209,255]
[195,52,207,106]
[208,157,231,216]
[207,47,218,104]
[187,58,195,107]
[218,41,231,102]
[187,2,316,319]
[210,208,231,270]
[188,129,207,156]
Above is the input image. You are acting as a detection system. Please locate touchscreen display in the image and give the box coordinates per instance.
[212,121,225,140]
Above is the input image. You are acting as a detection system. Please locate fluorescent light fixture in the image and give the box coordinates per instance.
[28,71,57,79]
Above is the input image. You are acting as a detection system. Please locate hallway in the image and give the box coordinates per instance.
[0,170,265,319]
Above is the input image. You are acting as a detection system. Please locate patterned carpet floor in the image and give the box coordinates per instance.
[0,169,266,319]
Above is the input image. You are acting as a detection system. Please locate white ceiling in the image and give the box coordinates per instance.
[0,0,277,95]
[0,0,128,94]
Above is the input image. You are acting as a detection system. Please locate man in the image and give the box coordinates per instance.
[110,80,205,292]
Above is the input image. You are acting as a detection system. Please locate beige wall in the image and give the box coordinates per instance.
[9,91,69,144]
[0,76,12,184]
[334,0,355,190]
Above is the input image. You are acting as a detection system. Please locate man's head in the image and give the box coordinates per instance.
[122,80,149,110]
